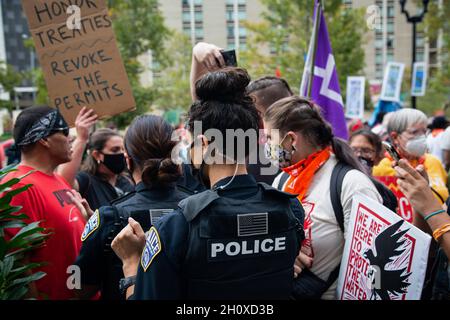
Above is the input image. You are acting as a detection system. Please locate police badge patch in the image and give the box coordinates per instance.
[141,226,162,272]
[81,209,100,241]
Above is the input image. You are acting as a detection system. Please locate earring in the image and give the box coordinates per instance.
[97,160,101,164]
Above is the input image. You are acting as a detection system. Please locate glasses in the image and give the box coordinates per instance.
[351,147,375,158]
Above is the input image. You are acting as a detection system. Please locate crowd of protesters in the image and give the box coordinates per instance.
[2,41,450,301]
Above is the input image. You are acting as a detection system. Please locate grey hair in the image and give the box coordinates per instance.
[387,109,428,134]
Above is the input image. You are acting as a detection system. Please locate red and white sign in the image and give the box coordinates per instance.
[377,176,414,223]
[337,194,431,300]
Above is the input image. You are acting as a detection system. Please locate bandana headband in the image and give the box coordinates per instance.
[17,110,69,146]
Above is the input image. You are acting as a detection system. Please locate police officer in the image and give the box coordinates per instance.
[112,67,305,300]
[73,115,199,300]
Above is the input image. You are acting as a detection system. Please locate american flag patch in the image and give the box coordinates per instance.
[237,213,269,237]
[149,209,173,225]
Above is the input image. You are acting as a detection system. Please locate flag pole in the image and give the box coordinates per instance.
[307,0,322,98]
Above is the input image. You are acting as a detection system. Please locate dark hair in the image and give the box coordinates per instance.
[247,76,293,111]
[124,115,181,188]
[188,67,260,162]
[429,116,449,130]
[350,129,383,155]
[264,96,365,172]
[14,106,54,152]
[82,128,122,177]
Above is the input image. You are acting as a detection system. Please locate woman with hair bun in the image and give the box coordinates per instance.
[112,67,305,300]
[72,115,192,300]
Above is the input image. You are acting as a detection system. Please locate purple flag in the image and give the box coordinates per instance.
[300,1,349,140]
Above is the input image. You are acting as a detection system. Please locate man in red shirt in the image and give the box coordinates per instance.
[5,106,86,300]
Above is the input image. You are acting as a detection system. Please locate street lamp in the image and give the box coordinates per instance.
[399,0,430,109]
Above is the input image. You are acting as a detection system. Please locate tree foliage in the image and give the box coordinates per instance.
[417,1,450,115]
[240,0,366,98]
[107,0,170,128]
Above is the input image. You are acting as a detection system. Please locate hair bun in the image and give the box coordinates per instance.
[195,67,251,103]
[141,158,181,187]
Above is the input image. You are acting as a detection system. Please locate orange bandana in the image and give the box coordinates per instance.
[282,147,331,201]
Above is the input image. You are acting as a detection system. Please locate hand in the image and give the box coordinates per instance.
[395,159,441,217]
[293,251,313,278]
[111,218,146,271]
[66,189,93,221]
[75,106,98,142]
[193,42,225,71]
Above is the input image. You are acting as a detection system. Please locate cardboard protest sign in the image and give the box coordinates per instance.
[337,194,431,300]
[21,0,135,126]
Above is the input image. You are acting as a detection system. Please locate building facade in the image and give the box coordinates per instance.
[160,0,439,84]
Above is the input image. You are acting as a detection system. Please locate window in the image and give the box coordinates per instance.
[226,0,246,4]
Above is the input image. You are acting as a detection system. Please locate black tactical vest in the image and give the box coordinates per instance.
[103,188,190,300]
[179,183,304,300]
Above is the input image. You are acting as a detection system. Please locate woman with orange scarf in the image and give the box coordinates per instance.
[264,96,383,300]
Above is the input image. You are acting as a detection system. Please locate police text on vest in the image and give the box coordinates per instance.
[210,237,286,260]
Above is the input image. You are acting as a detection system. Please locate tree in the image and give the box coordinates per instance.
[417,1,450,115]
[0,62,24,113]
[240,0,366,99]
[154,32,192,113]
[107,0,170,128]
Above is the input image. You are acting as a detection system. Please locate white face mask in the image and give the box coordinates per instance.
[405,135,427,158]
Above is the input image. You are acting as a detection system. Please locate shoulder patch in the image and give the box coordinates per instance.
[140,226,162,272]
[81,209,100,241]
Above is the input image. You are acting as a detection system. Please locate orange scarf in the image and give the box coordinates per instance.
[282,147,331,201]
[432,129,444,137]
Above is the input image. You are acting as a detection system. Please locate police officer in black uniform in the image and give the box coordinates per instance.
[113,67,305,300]
[73,115,201,300]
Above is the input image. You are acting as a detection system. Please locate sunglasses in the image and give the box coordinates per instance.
[50,128,70,137]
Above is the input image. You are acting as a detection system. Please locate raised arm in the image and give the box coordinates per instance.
[190,42,225,101]
[57,107,98,189]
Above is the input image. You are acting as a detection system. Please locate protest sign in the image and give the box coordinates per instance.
[21,0,135,126]
[345,76,365,119]
[411,62,427,97]
[376,176,414,223]
[337,194,431,300]
[380,62,405,103]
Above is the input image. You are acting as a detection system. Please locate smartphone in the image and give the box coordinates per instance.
[220,49,238,67]
[382,141,402,162]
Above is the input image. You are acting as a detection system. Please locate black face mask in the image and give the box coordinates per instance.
[191,161,210,189]
[101,153,126,175]
[358,156,374,175]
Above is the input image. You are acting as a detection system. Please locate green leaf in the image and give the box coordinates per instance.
[8,271,46,288]
[5,285,29,300]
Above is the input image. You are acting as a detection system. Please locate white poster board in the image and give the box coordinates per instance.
[380,62,405,102]
[411,62,427,97]
[337,194,431,300]
[345,76,365,119]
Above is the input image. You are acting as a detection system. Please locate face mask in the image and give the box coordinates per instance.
[358,156,374,175]
[264,136,293,168]
[405,135,427,158]
[101,153,126,175]
[188,140,211,189]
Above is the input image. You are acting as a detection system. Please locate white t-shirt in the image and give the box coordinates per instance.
[273,155,382,300]
[427,131,445,163]
[441,127,450,151]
